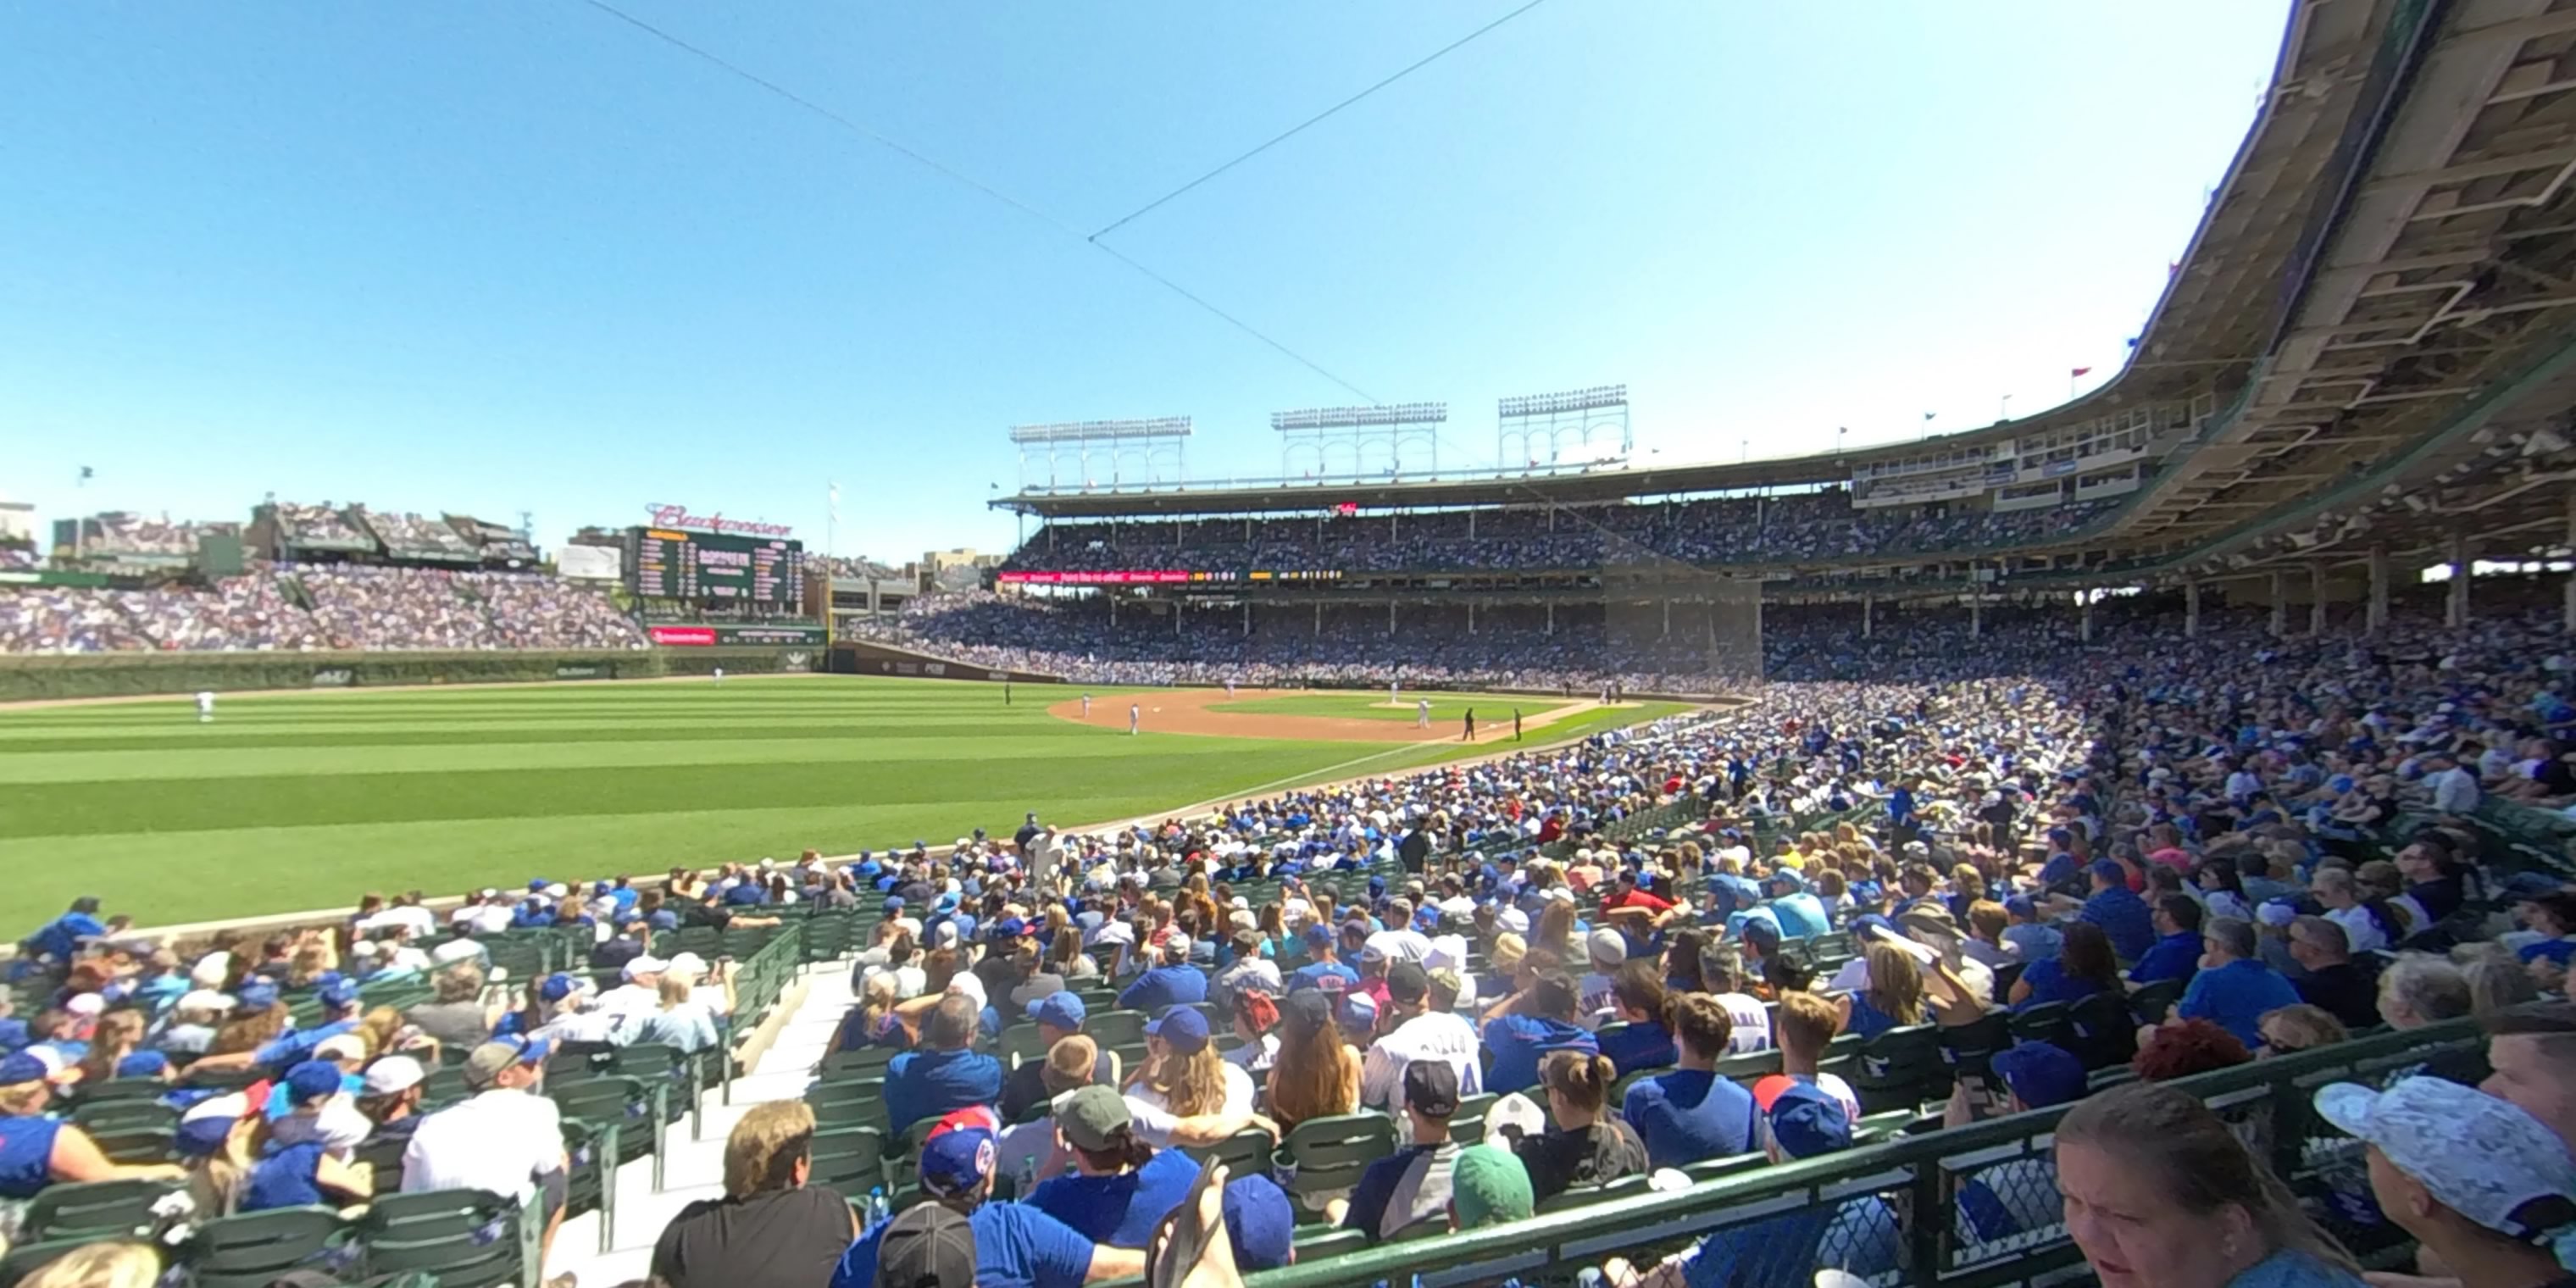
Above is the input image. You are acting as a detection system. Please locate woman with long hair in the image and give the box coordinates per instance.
[75,1009,147,1086]
[1535,899,1578,958]
[1512,1050,1647,1203]
[1263,989,1360,1129]
[208,998,290,1058]
[1046,927,1098,980]
[1839,941,1926,1037]
[1126,1006,1252,1119]
[2055,1081,2362,1288]
[2011,921,2122,1008]
[1662,930,1709,995]
[836,972,907,1052]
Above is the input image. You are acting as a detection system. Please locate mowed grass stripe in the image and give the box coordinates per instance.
[0,676,1678,924]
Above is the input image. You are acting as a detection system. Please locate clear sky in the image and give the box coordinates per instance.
[0,2,2290,562]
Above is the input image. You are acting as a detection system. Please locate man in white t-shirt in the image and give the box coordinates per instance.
[1359,965,1483,1113]
[1699,945,1773,1054]
[450,891,514,937]
[402,1037,569,1259]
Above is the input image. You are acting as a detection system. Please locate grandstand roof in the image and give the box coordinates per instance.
[993,3,2379,525]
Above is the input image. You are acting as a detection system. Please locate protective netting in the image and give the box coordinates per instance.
[1591,514,1764,700]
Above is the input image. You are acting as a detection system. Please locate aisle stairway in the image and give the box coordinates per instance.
[548,966,854,1285]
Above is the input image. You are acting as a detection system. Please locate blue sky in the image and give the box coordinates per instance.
[0,2,2288,561]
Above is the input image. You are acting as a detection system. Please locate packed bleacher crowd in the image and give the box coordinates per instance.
[0,568,646,653]
[70,515,234,560]
[358,512,479,559]
[1004,493,2118,575]
[7,576,2576,1287]
[272,503,370,548]
[855,592,1757,692]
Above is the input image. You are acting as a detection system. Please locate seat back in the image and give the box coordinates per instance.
[808,1076,889,1130]
[1274,1113,1397,1213]
[187,1207,347,1287]
[2066,991,2141,1069]
[2008,1001,2076,1051]
[21,1178,179,1241]
[0,1240,92,1288]
[1852,1024,1947,1113]
[809,1126,888,1195]
[72,1099,177,1135]
[1180,1126,1275,1180]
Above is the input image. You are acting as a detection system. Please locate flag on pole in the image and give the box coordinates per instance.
[2070,367,2092,379]
[827,481,841,521]
[1922,412,1935,422]
[77,466,92,481]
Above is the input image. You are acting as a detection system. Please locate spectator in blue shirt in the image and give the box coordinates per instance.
[1764,871,1831,939]
[1620,993,1757,1169]
[1291,924,1361,999]
[2127,896,2205,987]
[2075,861,2156,961]
[2035,829,2082,891]
[1480,973,1597,1095]
[2001,895,2062,963]
[1605,1083,1860,1287]
[884,996,1004,1136]
[832,1107,1141,1288]
[20,898,103,966]
[1596,963,1676,1074]
[2165,917,2301,1050]
[1117,938,1208,1013]
[1023,1085,1200,1247]
[2008,921,2122,1010]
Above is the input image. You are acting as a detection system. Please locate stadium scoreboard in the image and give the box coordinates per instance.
[625,527,806,603]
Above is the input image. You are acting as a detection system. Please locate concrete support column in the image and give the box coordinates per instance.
[1241,602,1251,638]
[1862,594,1874,640]
[1174,603,1182,637]
[1313,602,1320,639]
[1663,600,1672,639]
[1109,596,1117,626]
[2185,580,2201,639]
[2448,532,2471,629]
[2081,596,2094,643]
[2368,547,2390,636]
[2269,570,2288,638]
[1546,602,1555,636]
[1388,601,1396,637]
[2564,491,2576,635]
[1468,602,1476,635]
[1468,510,1476,541]
[1970,588,1982,639]
[2309,564,2327,636]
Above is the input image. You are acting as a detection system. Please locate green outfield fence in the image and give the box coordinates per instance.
[0,647,814,702]
[1191,1019,2476,1288]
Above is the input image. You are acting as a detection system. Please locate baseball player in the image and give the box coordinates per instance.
[1415,698,1430,729]
[195,691,215,724]
[1463,708,1477,742]
[1225,679,1237,700]
[1389,680,1399,708]
[1081,692,1092,717]
[712,667,724,683]
[1129,702,1140,736]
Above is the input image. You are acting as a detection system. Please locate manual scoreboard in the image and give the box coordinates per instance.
[625,527,806,604]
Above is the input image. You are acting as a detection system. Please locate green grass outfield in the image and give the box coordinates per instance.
[1208,691,1588,721]
[0,675,1680,925]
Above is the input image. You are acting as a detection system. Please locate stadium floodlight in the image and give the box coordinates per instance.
[1498,384,1632,474]
[1007,417,1192,494]
[1496,385,1628,418]
[1008,417,1193,444]
[1269,403,1448,431]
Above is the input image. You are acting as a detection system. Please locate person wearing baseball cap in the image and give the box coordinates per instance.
[242,1061,376,1213]
[1117,936,1208,1013]
[1335,1060,1464,1241]
[0,1050,184,1198]
[1481,971,1598,1096]
[356,1055,430,1146]
[399,1035,572,1259]
[830,1105,1143,1288]
[1947,1042,2088,1245]
[1002,993,1112,1121]
[2316,1076,2576,1284]
[1131,1005,1257,1119]
[1291,922,1361,997]
[2078,859,2156,961]
[1024,1085,1202,1246]
[1604,1084,1864,1288]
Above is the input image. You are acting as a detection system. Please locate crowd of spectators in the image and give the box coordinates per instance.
[1004,493,2118,575]
[0,567,645,653]
[12,558,2576,1287]
[69,515,234,560]
[357,511,478,559]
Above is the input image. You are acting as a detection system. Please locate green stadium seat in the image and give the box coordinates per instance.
[1273,1112,1397,1219]
[1447,1093,1497,1145]
[1181,1126,1277,1180]
[20,1178,180,1241]
[808,1076,889,1130]
[810,1126,889,1196]
[0,1240,95,1288]
[185,1206,351,1288]
[71,1099,176,1135]
[822,1043,900,1080]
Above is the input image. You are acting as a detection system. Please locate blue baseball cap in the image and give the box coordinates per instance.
[647,909,680,931]
[2003,895,2038,919]
[2087,860,2127,883]
[538,973,582,1003]
[116,1051,170,1079]
[175,1113,238,1158]
[0,1019,29,1053]
[318,978,360,1010]
[1147,1005,1211,1054]
[990,916,1028,942]
[285,1059,345,1104]
[918,1108,1000,1198]
[1027,991,1086,1031]
[528,880,549,892]
[0,1052,47,1087]
[1224,1174,1296,1271]
[1989,1041,2086,1110]
[1302,923,1334,948]
[1763,1082,1852,1159]
[236,981,280,1012]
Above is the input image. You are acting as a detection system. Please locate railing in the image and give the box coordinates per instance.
[1223,1020,2474,1288]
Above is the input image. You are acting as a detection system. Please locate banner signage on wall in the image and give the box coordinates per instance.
[311,668,356,687]
[554,663,612,680]
[996,569,1341,586]
[646,624,828,647]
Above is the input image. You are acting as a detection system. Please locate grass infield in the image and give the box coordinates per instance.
[0,675,1677,924]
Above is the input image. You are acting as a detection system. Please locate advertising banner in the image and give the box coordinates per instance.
[554,663,613,680]
[647,625,717,647]
[558,544,623,581]
[310,668,356,687]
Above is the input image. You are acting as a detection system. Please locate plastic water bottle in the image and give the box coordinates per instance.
[868,1186,886,1225]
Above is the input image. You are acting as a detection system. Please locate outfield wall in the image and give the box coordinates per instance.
[829,641,1069,685]
[0,646,819,702]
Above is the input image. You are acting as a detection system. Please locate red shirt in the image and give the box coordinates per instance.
[1602,887,1674,913]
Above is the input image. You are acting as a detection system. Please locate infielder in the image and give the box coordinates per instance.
[1129,702,1140,736]
[195,691,215,724]
[1415,698,1430,729]
[1081,692,1092,717]
[1225,680,1236,700]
